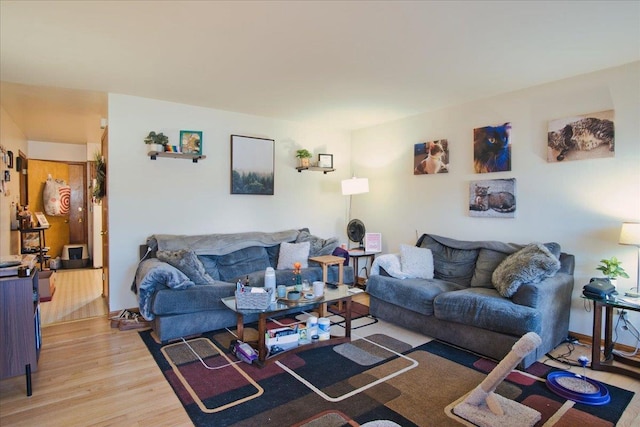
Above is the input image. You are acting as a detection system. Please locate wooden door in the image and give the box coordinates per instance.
[68,164,87,244]
[100,128,109,301]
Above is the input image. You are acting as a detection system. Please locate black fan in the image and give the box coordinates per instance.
[347,219,366,249]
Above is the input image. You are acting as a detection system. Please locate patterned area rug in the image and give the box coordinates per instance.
[139,319,634,427]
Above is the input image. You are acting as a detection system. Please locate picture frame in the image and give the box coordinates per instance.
[547,110,614,162]
[414,139,449,174]
[364,233,382,253]
[230,135,275,195]
[34,212,49,227]
[318,153,333,168]
[473,122,512,173]
[179,130,203,155]
[21,232,41,250]
[469,178,516,218]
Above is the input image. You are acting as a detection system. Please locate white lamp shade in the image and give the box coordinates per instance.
[619,222,640,246]
[341,177,369,195]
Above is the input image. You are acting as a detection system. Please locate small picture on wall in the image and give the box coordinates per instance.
[414,139,449,174]
[180,130,203,154]
[469,178,516,218]
[473,122,511,173]
[547,110,614,162]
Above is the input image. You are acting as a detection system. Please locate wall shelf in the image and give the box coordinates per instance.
[148,151,206,163]
[296,166,335,174]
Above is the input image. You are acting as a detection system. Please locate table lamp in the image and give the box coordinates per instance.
[619,222,640,297]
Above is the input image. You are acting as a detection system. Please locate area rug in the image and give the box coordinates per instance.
[139,322,634,427]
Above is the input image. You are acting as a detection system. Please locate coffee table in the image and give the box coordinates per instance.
[221,285,352,365]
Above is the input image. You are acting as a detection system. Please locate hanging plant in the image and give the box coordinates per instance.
[93,151,106,202]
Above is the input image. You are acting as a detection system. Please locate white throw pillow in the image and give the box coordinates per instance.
[400,244,434,279]
[276,242,310,270]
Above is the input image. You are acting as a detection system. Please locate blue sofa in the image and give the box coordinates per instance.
[366,234,575,368]
[132,229,353,342]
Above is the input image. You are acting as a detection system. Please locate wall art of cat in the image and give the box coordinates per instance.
[469,178,516,218]
[473,122,511,173]
[414,139,449,175]
[547,110,614,162]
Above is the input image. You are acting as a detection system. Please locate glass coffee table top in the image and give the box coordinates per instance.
[221,284,350,315]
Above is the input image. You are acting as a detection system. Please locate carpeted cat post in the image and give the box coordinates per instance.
[453,332,542,427]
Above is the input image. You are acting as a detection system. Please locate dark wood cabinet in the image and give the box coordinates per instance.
[0,271,41,396]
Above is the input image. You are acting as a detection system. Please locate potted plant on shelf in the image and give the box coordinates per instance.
[144,131,169,153]
[596,256,629,288]
[295,149,313,168]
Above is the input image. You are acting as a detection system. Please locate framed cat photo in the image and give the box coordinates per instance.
[469,178,516,218]
[547,110,614,163]
[414,139,449,175]
[473,122,511,173]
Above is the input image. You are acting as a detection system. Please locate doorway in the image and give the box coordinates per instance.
[27,160,88,260]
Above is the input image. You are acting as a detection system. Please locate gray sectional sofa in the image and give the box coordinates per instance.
[366,234,575,368]
[132,229,352,342]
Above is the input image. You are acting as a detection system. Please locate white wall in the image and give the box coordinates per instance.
[0,107,28,255]
[351,62,640,345]
[28,140,87,162]
[107,94,352,311]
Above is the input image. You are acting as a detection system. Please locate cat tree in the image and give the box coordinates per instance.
[453,332,542,427]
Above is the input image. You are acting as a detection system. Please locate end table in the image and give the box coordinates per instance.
[348,250,377,288]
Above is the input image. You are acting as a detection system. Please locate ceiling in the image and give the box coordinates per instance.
[1,1,639,145]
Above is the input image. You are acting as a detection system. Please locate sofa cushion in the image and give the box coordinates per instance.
[418,235,479,287]
[276,241,310,269]
[295,230,339,258]
[366,275,464,316]
[470,249,509,288]
[197,255,221,280]
[215,246,272,282]
[434,288,541,336]
[400,244,434,279]
[492,243,561,297]
[156,250,215,285]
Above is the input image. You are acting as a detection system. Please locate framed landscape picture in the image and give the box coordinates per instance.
[230,135,275,195]
[180,130,203,155]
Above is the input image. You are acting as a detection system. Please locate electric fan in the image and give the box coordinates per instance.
[347,219,366,249]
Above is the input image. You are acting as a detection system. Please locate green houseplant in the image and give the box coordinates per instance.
[144,131,169,152]
[596,256,629,286]
[295,149,313,167]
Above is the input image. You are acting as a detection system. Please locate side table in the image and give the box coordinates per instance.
[586,295,640,380]
[348,250,377,287]
[308,255,344,284]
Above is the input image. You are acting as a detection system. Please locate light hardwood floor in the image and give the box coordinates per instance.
[1,299,639,426]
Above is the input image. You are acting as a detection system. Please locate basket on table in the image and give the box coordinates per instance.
[235,287,273,310]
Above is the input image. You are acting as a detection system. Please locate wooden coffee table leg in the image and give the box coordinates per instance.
[236,313,244,341]
[344,297,352,338]
[258,312,267,362]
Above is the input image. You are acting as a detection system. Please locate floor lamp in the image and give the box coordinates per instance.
[341,176,369,221]
[619,222,640,297]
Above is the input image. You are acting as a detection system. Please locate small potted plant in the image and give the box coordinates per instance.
[596,256,629,287]
[295,149,313,168]
[144,131,169,153]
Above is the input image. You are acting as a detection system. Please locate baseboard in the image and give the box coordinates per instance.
[569,330,640,360]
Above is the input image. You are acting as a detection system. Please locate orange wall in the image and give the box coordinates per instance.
[27,160,69,258]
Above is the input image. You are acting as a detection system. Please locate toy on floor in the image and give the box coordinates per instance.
[453,332,542,427]
[545,355,610,405]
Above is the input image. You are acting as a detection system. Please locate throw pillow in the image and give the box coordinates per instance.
[276,241,310,270]
[492,243,561,298]
[400,244,434,279]
[156,250,215,285]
